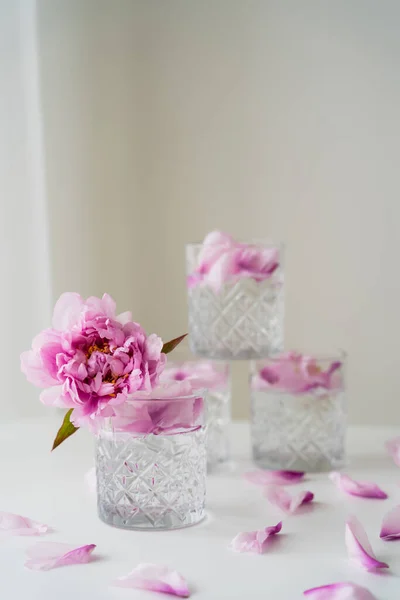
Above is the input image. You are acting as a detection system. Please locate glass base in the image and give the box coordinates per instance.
[98,505,206,531]
[96,428,206,530]
[252,451,346,473]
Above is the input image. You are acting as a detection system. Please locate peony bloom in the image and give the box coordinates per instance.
[21,293,166,429]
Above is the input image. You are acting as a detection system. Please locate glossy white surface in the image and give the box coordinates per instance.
[1,419,399,599]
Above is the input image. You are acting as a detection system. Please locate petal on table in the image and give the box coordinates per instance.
[25,542,96,571]
[345,515,389,571]
[385,437,400,467]
[112,563,190,597]
[265,486,314,513]
[290,490,314,512]
[230,521,282,553]
[0,512,49,536]
[380,505,400,540]
[244,470,305,486]
[304,581,378,599]
[329,472,388,499]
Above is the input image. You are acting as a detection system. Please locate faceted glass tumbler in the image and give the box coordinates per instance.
[250,357,346,472]
[95,396,207,530]
[159,359,231,471]
[186,242,284,360]
[206,381,231,471]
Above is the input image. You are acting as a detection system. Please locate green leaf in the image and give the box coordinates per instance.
[161,333,187,355]
[52,409,79,451]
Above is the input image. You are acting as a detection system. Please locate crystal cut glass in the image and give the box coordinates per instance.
[159,359,231,471]
[250,355,346,472]
[186,242,284,360]
[206,385,230,470]
[95,394,207,530]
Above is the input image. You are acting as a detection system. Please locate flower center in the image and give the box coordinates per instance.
[86,341,111,358]
[307,363,322,377]
[103,371,129,390]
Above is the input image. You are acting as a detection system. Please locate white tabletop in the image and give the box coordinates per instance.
[1,418,399,599]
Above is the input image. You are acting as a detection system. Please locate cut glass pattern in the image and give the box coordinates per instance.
[96,427,206,530]
[188,276,284,360]
[251,390,346,472]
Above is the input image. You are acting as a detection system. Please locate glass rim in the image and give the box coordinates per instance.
[186,239,284,250]
[249,386,345,396]
[162,358,230,368]
[252,350,347,365]
[124,390,207,403]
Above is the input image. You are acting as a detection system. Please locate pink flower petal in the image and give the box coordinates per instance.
[25,542,96,571]
[291,490,314,511]
[330,472,388,500]
[385,437,400,467]
[20,349,59,388]
[304,582,378,599]
[0,512,49,536]
[380,505,400,540]
[253,353,343,394]
[39,385,65,407]
[160,360,229,392]
[265,486,314,514]
[206,249,237,292]
[345,515,389,571]
[196,231,234,275]
[117,310,133,325]
[244,470,305,486]
[112,563,190,597]
[52,292,84,330]
[231,521,282,553]
[100,293,117,318]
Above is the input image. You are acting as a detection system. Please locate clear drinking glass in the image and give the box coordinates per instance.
[159,360,231,471]
[186,241,284,360]
[250,354,346,472]
[95,393,207,530]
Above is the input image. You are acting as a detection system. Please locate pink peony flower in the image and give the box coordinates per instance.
[252,352,343,394]
[21,293,166,429]
[188,231,280,292]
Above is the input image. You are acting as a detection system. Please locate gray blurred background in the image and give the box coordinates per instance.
[4,0,400,423]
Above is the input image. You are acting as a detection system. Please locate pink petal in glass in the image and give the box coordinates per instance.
[345,515,389,571]
[230,521,282,553]
[304,582,378,599]
[25,542,96,571]
[112,563,190,597]
[265,486,314,514]
[0,512,49,536]
[329,472,388,500]
[253,352,343,394]
[385,437,400,467]
[380,505,400,540]
[244,470,305,486]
